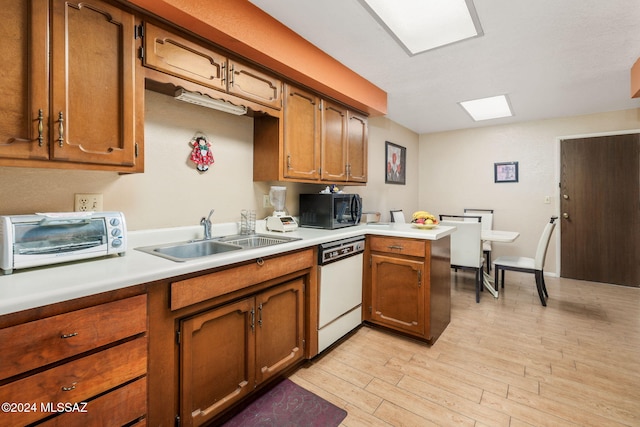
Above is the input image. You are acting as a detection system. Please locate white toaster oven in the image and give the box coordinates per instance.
[0,211,126,275]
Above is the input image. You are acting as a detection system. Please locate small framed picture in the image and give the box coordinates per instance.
[494,161,519,183]
[385,141,406,185]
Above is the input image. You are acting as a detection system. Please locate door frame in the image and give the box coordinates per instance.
[554,129,640,277]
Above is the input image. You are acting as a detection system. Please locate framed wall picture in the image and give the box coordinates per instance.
[385,141,406,185]
[494,161,519,183]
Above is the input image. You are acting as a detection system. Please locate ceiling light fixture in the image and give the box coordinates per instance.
[174,89,248,115]
[360,0,483,55]
[459,95,513,121]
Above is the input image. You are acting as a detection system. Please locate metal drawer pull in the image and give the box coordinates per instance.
[61,382,77,392]
[60,332,78,339]
[387,245,404,250]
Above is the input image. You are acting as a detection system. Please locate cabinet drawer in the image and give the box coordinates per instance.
[38,377,146,427]
[0,294,147,380]
[171,249,314,310]
[369,236,426,257]
[0,337,146,426]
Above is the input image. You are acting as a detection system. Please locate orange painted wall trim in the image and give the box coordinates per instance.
[632,57,640,98]
[126,0,387,115]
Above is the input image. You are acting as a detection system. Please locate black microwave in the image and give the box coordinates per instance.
[299,193,362,229]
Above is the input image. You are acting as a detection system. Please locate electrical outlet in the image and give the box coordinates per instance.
[263,195,272,208]
[544,196,551,204]
[75,193,103,212]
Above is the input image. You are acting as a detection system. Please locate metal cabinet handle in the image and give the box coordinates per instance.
[61,332,78,339]
[563,213,569,219]
[258,303,263,327]
[61,382,77,392]
[57,112,64,147]
[250,308,255,332]
[229,64,235,87]
[387,245,403,251]
[221,63,226,86]
[37,109,44,146]
[287,154,292,170]
[563,194,569,200]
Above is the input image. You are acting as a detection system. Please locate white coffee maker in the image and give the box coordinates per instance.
[266,186,298,232]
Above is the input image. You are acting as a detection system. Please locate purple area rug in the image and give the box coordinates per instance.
[222,379,347,427]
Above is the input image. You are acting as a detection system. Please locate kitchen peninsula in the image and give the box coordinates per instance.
[0,222,453,426]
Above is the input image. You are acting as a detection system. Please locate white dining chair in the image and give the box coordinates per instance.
[464,208,494,273]
[492,216,558,306]
[439,215,484,303]
[390,210,406,223]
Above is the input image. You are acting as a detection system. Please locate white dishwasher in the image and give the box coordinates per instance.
[317,236,365,353]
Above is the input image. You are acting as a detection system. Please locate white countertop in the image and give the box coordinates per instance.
[0,222,455,316]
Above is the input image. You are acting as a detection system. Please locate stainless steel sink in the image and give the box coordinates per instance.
[217,234,301,248]
[135,234,300,262]
[136,240,243,262]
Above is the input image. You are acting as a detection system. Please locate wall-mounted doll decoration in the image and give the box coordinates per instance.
[189,133,214,172]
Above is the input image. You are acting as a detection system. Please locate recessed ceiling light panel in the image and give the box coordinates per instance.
[360,0,483,55]
[459,95,513,121]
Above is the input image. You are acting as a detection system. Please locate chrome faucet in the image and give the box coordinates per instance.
[200,209,214,240]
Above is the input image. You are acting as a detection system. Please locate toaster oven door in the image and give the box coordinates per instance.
[12,218,108,268]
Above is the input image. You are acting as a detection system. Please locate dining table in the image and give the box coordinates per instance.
[481,230,520,297]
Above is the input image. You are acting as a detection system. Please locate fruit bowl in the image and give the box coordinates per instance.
[411,210,438,229]
[412,223,438,230]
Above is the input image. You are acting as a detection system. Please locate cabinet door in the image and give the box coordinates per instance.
[347,111,368,182]
[50,0,139,167]
[370,254,426,337]
[283,84,321,180]
[180,298,255,427]
[228,59,282,109]
[255,279,305,384]
[0,0,49,160]
[143,22,227,92]
[321,100,348,181]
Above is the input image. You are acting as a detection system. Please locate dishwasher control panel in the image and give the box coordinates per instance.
[318,236,365,265]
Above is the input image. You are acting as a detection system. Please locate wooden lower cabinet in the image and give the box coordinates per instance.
[179,279,304,427]
[148,249,315,426]
[180,298,255,427]
[365,235,451,343]
[370,254,426,336]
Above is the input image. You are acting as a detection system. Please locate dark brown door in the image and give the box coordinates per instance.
[560,134,639,287]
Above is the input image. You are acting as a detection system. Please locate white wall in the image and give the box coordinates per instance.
[352,116,420,222]
[418,108,640,275]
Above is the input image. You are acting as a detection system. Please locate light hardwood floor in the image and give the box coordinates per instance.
[289,271,640,426]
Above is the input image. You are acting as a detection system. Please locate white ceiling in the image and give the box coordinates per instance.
[249,0,640,134]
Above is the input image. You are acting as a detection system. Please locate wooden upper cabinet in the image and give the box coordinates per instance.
[228,59,282,109]
[0,0,143,171]
[321,103,368,182]
[142,22,282,109]
[143,22,227,92]
[347,111,368,182]
[254,83,368,183]
[51,0,140,167]
[283,84,321,180]
[0,0,50,161]
[321,100,348,181]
